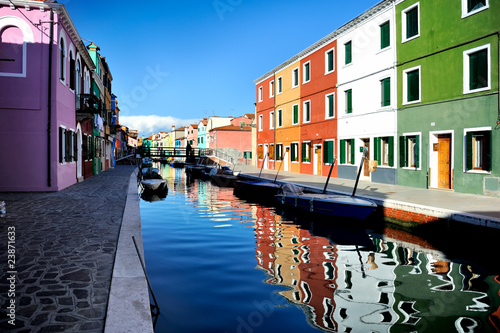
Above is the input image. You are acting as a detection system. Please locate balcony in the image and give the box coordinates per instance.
[76,94,101,114]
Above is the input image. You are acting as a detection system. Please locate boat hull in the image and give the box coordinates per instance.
[276,193,377,220]
[210,174,238,187]
[140,179,168,192]
[234,180,281,200]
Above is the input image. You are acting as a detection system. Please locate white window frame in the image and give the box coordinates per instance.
[402,132,421,170]
[269,111,275,129]
[325,93,335,119]
[269,80,274,98]
[324,47,335,75]
[277,109,283,128]
[258,86,263,102]
[463,44,491,95]
[463,126,491,174]
[292,67,299,88]
[258,114,263,131]
[277,76,283,94]
[302,100,311,124]
[401,2,420,43]
[302,61,311,84]
[461,0,489,18]
[59,35,67,85]
[402,65,421,105]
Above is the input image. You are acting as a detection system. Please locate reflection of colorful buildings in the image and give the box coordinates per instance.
[253,207,500,332]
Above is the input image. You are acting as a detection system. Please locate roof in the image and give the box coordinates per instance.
[190,124,199,129]
[210,125,252,132]
[245,113,255,119]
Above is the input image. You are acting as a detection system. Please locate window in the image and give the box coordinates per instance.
[270,111,275,129]
[381,77,391,107]
[325,48,334,74]
[59,127,76,163]
[293,104,299,125]
[69,51,76,91]
[464,44,490,94]
[258,114,263,131]
[277,109,283,128]
[400,134,420,168]
[303,61,310,83]
[374,137,394,166]
[325,93,335,119]
[269,144,275,160]
[345,41,352,65]
[59,37,66,81]
[292,68,299,88]
[465,129,491,172]
[462,0,488,17]
[301,142,311,163]
[277,76,283,94]
[257,145,264,160]
[276,144,283,161]
[291,143,299,162]
[243,151,252,159]
[402,3,420,42]
[258,86,263,102]
[403,66,421,104]
[380,21,390,49]
[340,139,355,164]
[0,25,24,75]
[323,140,335,164]
[269,80,274,97]
[345,89,352,113]
[303,101,311,123]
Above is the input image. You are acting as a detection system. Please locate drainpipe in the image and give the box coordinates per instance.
[47,9,54,187]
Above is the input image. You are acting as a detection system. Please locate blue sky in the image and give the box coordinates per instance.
[64,0,379,136]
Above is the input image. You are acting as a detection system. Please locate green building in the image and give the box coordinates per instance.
[396,0,499,196]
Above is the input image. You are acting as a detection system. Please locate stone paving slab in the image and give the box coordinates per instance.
[0,165,135,332]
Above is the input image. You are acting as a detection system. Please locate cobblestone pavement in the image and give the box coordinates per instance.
[0,165,135,332]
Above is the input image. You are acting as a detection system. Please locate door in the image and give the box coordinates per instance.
[284,147,289,172]
[362,139,370,177]
[313,145,322,175]
[438,134,451,189]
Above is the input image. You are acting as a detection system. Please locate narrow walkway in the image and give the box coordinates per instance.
[0,165,139,332]
[236,164,500,227]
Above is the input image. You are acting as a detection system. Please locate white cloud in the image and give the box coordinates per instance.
[119,115,199,137]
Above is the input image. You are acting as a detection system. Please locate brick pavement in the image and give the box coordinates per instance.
[0,165,135,332]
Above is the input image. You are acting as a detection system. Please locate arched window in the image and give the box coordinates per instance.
[0,16,33,77]
[76,59,81,94]
[59,37,65,81]
[69,50,75,90]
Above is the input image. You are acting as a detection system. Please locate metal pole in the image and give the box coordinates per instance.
[258,153,267,179]
[322,155,337,194]
[132,236,160,314]
[273,155,285,183]
[352,148,368,197]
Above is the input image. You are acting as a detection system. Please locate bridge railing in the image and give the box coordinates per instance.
[139,147,212,158]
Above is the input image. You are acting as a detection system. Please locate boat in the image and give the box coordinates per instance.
[139,166,168,192]
[170,160,185,168]
[209,167,238,187]
[275,150,377,220]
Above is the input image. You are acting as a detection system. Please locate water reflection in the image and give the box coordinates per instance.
[142,164,500,333]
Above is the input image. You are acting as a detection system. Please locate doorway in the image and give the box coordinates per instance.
[438,134,451,189]
[284,147,290,172]
[313,145,322,175]
[361,138,370,178]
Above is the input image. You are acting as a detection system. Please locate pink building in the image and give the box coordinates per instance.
[0,1,97,191]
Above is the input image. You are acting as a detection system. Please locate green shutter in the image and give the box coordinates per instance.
[466,132,473,170]
[305,63,310,81]
[346,90,352,113]
[380,22,390,49]
[407,70,419,102]
[388,136,394,167]
[328,51,334,72]
[350,139,355,165]
[374,137,380,165]
[328,94,334,117]
[59,127,64,163]
[345,41,352,64]
[484,131,492,171]
[406,7,418,39]
[399,136,407,168]
[306,102,310,122]
[382,78,391,107]
[323,141,329,164]
[415,135,420,168]
[340,140,346,164]
[293,105,298,124]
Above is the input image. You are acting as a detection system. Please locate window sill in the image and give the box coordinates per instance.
[465,170,491,175]
[402,34,420,44]
[402,167,421,171]
[324,70,335,76]
[402,99,421,106]
[461,6,488,19]
[463,86,491,95]
[376,46,392,55]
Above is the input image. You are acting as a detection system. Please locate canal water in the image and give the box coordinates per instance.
[140,164,500,333]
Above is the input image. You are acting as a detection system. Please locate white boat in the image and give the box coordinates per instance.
[140,179,167,192]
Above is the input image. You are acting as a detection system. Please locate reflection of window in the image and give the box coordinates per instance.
[340,139,355,165]
[466,130,491,171]
[301,142,311,162]
[464,44,490,94]
[381,78,391,107]
[291,143,299,162]
[374,137,394,166]
[380,21,390,49]
[402,3,419,42]
[323,140,335,164]
[400,135,420,168]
